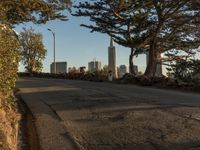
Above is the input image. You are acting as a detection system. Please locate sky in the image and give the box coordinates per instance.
[16,12,147,73]
[14,0,200,75]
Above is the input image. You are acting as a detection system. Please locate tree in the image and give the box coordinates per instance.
[0,24,20,96]
[0,0,71,126]
[74,0,149,75]
[20,28,46,73]
[0,0,71,25]
[166,58,200,82]
[164,47,200,81]
[143,0,200,77]
[74,0,200,77]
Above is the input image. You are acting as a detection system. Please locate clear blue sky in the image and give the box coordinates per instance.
[16,12,147,73]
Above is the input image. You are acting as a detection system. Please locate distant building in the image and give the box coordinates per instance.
[108,38,118,78]
[50,62,67,74]
[88,61,101,72]
[130,65,139,75]
[118,65,128,78]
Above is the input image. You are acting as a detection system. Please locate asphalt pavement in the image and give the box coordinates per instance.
[16,78,200,150]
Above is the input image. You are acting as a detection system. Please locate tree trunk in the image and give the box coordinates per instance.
[129,48,136,75]
[155,51,162,77]
[144,39,158,77]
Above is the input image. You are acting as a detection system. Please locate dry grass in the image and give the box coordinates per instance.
[0,130,9,150]
[0,93,20,150]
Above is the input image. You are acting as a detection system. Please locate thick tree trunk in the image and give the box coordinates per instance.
[144,40,158,77]
[155,51,162,77]
[129,48,136,75]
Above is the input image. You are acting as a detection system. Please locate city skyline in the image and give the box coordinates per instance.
[16,13,147,73]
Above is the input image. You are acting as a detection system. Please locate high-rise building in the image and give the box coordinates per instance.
[108,38,118,78]
[88,60,101,72]
[50,62,67,74]
[118,65,128,78]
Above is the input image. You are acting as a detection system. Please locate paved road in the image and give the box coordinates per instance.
[17,78,200,150]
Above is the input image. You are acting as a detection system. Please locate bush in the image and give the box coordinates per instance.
[0,24,20,150]
[18,71,108,82]
[0,25,20,99]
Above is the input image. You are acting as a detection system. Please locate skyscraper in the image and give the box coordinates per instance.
[88,60,101,72]
[108,38,118,78]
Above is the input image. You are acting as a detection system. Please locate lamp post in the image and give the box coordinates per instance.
[48,28,56,74]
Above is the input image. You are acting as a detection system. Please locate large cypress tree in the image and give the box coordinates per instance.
[144,0,200,77]
[74,0,200,77]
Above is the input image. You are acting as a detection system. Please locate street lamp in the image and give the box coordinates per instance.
[48,28,56,74]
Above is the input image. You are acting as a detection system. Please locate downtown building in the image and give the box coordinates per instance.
[108,38,118,78]
[118,65,128,78]
[50,62,67,74]
[88,60,102,72]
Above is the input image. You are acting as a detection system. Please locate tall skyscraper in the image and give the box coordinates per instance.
[108,38,118,78]
[88,60,101,72]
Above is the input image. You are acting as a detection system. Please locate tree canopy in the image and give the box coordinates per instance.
[74,0,200,77]
[0,25,20,95]
[20,28,47,73]
[0,0,71,25]
[74,0,149,74]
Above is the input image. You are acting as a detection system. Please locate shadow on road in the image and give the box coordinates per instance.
[17,78,200,150]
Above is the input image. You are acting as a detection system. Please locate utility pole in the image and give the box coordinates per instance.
[48,28,56,74]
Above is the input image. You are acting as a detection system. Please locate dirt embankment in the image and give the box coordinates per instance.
[0,93,39,150]
[0,94,20,150]
[0,130,10,150]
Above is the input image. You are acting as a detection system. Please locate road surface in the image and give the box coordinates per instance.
[17,78,200,150]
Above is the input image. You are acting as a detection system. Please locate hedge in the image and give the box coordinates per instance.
[0,24,20,98]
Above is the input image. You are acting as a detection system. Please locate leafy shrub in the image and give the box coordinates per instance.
[0,25,20,99]
[0,25,20,150]
[166,59,200,82]
[18,71,108,82]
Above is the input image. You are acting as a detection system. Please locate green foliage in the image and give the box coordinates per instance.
[20,28,47,73]
[166,59,200,82]
[74,0,149,49]
[0,25,20,96]
[74,0,200,77]
[74,0,149,74]
[0,0,71,108]
[0,0,71,25]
